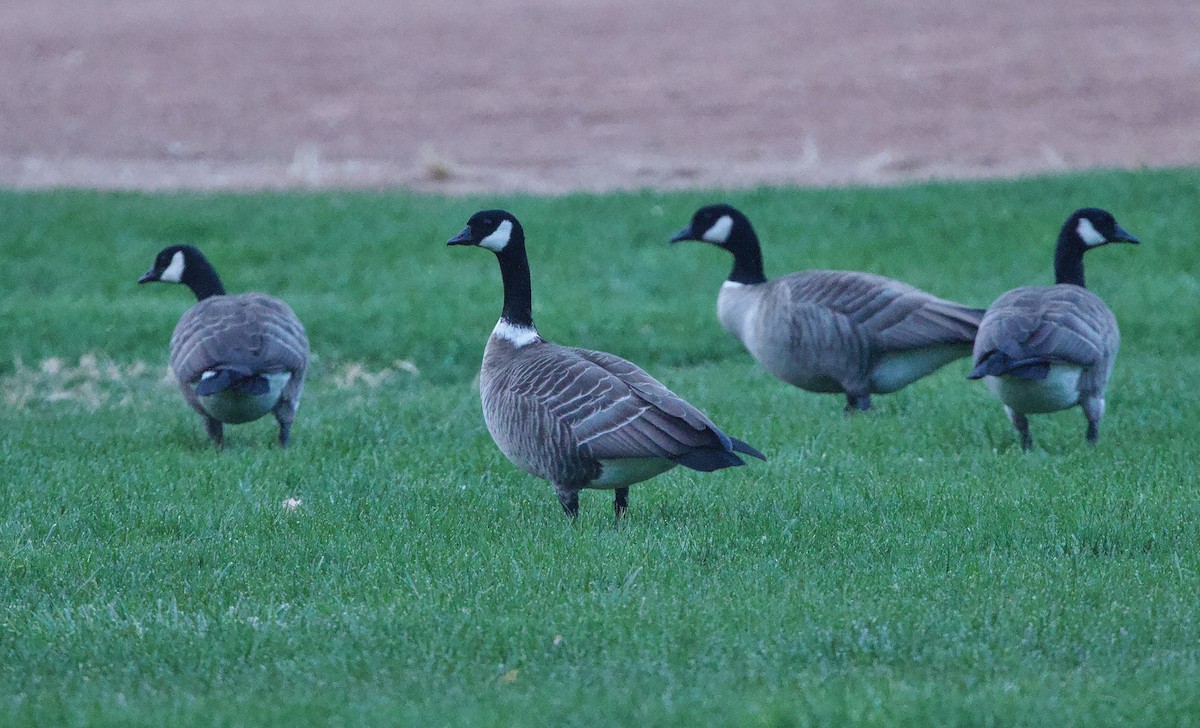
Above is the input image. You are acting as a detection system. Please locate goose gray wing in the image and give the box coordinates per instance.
[169,293,309,384]
[972,285,1117,368]
[570,348,735,459]
[777,270,984,351]
[505,344,738,462]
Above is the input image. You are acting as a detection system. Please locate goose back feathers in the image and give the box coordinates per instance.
[673,205,984,411]
[170,293,308,424]
[140,245,309,447]
[450,210,763,517]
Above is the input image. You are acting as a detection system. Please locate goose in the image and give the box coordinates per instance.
[670,204,985,412]
[447,210,765,517]
[138,245,309,448]
[968,208,1138,449]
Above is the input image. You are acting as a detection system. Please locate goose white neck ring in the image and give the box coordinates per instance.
[492,319,539,347]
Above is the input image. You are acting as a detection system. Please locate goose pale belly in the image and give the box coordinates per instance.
[197,372,292,423]
[869,344,972,394]
[985,365,1084,414]
[592,458,676,490]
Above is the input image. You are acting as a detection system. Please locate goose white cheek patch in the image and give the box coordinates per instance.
[160,250,186,282]
[702,215,733,244]
[480,220,513,251]
[1076,218,1107,247]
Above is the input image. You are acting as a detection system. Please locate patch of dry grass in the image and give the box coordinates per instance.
[1,353,170,410]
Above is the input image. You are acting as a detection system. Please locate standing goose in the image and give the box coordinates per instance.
[670,204,985,412]
[968,208,1139,449]
[447,210,764,518]
[138,245,309,448]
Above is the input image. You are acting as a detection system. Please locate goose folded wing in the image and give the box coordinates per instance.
[170,295,308,383]
[974,293,1104,366]
[506,347,731,460]
[781,271,982,350]
[1017,306,1112,366]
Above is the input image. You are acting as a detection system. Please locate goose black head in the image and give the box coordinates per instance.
[1053,208,1139,288]
[139,244,225,300]
[1062,208,1139,250]
[669,204,749,247]
[138,244,197,285]
[448,209,535,329]
[671,204,767,285]
[447,210,525,253]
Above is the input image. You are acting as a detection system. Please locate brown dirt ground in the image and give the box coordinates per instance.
[2,0,1198,193]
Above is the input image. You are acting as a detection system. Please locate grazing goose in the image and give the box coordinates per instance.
[447,210,765,517]
[670,204,985,412]
[968,208,1138,449]
[138,245,309,448]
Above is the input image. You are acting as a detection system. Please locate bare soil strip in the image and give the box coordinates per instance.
[3,0,1197,192]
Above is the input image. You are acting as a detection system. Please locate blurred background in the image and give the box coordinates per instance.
[2,0,1198,193]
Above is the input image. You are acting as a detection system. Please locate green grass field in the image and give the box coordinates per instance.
[2,168,1198,726]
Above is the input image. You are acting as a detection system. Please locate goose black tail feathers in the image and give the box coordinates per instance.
[673,448,746,472]
[731,437,767,461]
[195,366,271,396]
[672,437,767,473]
[967,351,1051,381]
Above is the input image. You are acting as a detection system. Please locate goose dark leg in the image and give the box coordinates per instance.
[555,485,580,518]
[203,416,225,449]
[273,400,296,447]
[614,488,629,519]
[844,392,872,413]
[275,412,293,447]
[277,419,292,447]
[1082,397,1104,445]
[1005,406,1032,451]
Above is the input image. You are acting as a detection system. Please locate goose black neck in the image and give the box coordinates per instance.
[727,225,767,285]
[1053,228,1086,287]
[495,243,535,329]
[185,257,227,301]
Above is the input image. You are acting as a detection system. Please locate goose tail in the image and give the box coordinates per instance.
[195,365,271,396]
[967,351,1051,381]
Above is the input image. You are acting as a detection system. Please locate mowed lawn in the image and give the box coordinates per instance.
[1,169,1198,726]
